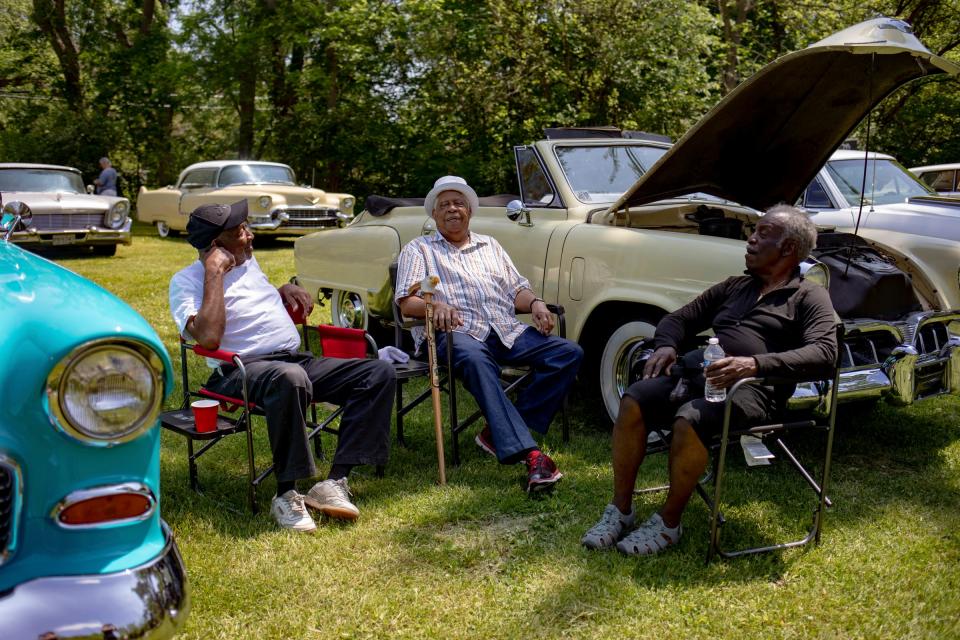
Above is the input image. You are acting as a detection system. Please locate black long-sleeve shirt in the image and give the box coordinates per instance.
[653,270,838,381]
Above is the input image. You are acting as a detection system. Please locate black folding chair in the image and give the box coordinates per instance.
[638,324,843,562]
[388,262,570,466]
[160,307,364,513]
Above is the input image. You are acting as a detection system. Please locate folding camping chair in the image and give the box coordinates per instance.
[160,307,370,513]
[637,324,843,562]
[388,262,570,466]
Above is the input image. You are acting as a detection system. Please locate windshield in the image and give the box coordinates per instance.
[826,158,933,206]
[218,164,295,187]
[555,145,668,203]
[0,168,85,194]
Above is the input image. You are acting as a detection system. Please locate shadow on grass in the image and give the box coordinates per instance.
[158,376,960,592]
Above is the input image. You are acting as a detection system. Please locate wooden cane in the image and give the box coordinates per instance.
[418,275,446,485]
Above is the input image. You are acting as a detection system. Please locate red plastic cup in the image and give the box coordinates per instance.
[191,399,220,433]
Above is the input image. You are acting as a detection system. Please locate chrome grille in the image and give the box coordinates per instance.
[0,463,14,561]
[281,208,339,229]
[32,213,105,230]
[915,360,948,399]
[840,331,899,368]
[916,322,950,355]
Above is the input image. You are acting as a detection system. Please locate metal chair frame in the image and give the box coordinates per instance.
[443,303,570,466]
[706,360,840,562]
[161,313,371,513]
[638,324,843,563]
[387,262,571,465]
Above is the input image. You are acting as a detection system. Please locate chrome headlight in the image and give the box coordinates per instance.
[340,197,355,214]
[800,259,830,289]
[258,195,272,210]
[46,340,164,445]
[104,201,129,229]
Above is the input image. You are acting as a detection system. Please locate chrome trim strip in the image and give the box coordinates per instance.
[0,521,189,640]
[45,338,165,447]
[789,368,891,411]
[0,454,23,567]
[51,482,156,530]
[842,319,904,342]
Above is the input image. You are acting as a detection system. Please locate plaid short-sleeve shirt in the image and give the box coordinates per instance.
[395,231,532,351]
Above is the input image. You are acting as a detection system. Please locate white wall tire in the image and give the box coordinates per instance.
[331,289,368,330]
[156,221,174,238]
[598,319,658,422]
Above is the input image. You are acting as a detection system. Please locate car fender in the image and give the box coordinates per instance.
[294,224,403,318]
[846,227,960,310]
[0,243,176,588]
[136,186,184,229]
[558,225,747,341]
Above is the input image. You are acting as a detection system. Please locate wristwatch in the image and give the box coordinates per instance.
[531,297,546,310]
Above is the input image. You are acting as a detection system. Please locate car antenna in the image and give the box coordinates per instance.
[845,52,876,279]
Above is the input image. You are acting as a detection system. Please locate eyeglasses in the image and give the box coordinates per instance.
[436,198,468,210]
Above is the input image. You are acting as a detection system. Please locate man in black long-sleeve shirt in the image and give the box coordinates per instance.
[582,205,838,556]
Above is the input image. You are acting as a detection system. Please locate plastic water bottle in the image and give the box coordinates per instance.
[703,338,726,403]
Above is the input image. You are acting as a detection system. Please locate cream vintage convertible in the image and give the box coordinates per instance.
[137,160,355,238]
[294,18,960,421]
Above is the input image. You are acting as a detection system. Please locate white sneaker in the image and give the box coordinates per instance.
[616,512,681,556]
[270,490,317,532]
[581,504,636,550]
[304,478,360,521]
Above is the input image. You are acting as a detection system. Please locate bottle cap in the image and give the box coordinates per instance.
[708,337,719,344]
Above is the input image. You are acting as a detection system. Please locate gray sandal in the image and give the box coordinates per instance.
[616,513,681,556]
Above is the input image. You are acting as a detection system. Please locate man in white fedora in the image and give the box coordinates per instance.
[395,176,583,493]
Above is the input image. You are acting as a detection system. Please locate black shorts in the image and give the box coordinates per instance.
[623,374,777,445]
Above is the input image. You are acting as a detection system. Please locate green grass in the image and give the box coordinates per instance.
[50,223,960,639]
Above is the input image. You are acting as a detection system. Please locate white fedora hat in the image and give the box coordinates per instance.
[424,175,479,216]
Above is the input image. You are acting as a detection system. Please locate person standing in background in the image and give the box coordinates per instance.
[94,157,118,196]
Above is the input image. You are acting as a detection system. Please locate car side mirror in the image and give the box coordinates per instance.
[86,184,95,194]
[2,201,33,240]
[506,200,533,227]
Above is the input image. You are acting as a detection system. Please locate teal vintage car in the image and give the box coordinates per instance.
[0,201,188,638]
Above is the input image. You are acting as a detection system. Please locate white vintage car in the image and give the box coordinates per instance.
[800,150,960,310]
[909,162,960,197]
[0,163,132,256]
[294,18,960,421]
[137,160,355,238]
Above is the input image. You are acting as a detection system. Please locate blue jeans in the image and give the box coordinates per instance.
[437,327,583,463]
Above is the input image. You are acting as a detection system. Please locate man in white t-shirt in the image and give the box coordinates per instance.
[169,200,395,532]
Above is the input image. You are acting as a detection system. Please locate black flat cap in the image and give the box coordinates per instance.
[186,200,248,249]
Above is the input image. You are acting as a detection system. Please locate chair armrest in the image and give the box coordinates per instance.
[192,344,241,364]
[401,318,426,329]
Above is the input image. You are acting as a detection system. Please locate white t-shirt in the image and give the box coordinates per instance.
[169,256,301,366]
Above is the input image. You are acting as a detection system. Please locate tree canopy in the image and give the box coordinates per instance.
[1,0,957,201]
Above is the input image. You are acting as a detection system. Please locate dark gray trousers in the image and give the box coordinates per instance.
[205,352,395,482]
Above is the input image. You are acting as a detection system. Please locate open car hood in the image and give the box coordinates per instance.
[613,18,960,212]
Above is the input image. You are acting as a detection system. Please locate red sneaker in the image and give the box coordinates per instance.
[475,425,497,457]
[526,450,562,493]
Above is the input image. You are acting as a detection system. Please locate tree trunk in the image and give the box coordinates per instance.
[324,40,341,190]
[717,0,753,95]
[140,0,156,35]
[32,0,83,110]
[238,66,257,159]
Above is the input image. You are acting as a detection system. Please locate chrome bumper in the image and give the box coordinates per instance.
[248,206,350,234]
[0,522,189,639]
[789,315,960,410]
[7,219,133,246]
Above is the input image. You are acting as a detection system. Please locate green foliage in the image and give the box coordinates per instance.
[1,0,959,198]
